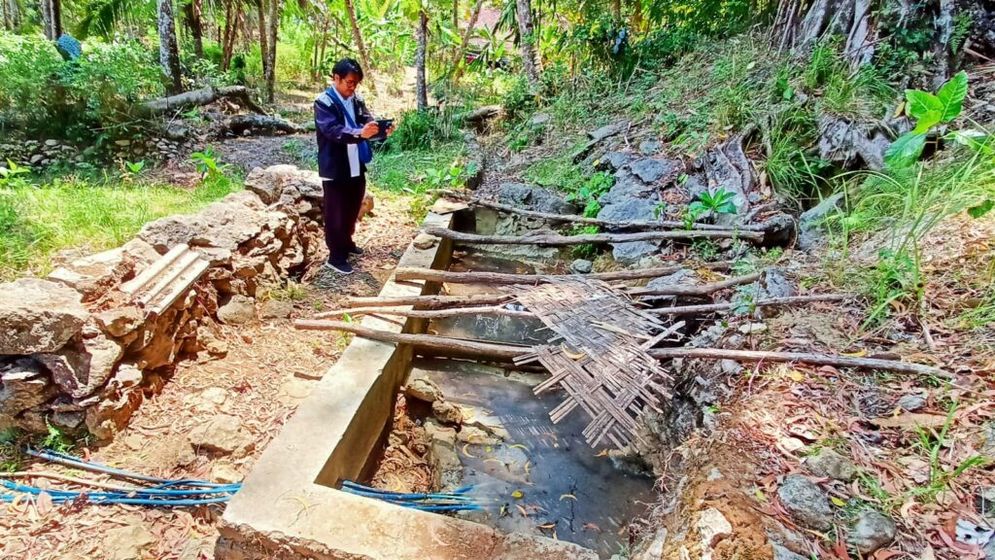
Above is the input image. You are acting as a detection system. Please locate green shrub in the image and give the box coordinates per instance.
[0,34,66,132]
[0,33,163,140]
[383,108,465,152]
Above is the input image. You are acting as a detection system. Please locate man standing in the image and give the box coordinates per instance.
[314,58,389,274]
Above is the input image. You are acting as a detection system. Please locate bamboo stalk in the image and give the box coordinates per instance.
[460,196,768,232]
[294,319,527,360]
[648,347,952,379]
[314,305,532,320]
[339,293,513,309]
[423,226,765,246]
[647,293,852,314]
[628,272,763,297]
[295,321,952,378]
[393,261,733,285]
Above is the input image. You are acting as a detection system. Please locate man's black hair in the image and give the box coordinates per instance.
[332,58,364,81]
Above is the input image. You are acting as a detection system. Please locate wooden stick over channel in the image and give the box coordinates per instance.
[422,226,765,246]
[339,293,513,309]
[647,294,852,315]
[393,261,733,285]
[648,347,952,379]
[294,321,952,378]
[628,272,763,297]
[294,319,528,360]
[458,196,768,232]
[314,305,532,320]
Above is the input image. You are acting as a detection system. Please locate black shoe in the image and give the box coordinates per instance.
[348,246,364,256]
[326,259,354,274]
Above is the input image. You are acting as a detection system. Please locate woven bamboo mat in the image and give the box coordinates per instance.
[513,278,673,449]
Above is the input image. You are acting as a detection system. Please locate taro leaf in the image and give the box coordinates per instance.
[688,200,707,216]
[905,90,943,133]
[716,200,737,214]
[884,132,927,168]
[936,70,969,123]
[968,199,994,219]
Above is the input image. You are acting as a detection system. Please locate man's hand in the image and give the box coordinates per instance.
[359,122,379,139]
[386,124,396,137]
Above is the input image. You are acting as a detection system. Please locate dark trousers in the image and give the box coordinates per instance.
[322,175,366,262]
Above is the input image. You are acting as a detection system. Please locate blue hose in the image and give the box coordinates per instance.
[4,449,483,512]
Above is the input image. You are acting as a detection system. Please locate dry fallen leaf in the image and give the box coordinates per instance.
[869,414,949,430]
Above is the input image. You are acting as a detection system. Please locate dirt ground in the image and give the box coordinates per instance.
[0,192,418,560]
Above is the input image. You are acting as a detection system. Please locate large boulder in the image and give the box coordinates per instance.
[497,182,578,215]
[0,278,89,355]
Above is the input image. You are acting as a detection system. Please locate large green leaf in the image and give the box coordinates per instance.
[905,90,942,132]
[968,199,994,219]
[936,70,969,123]
[884,132,927,168]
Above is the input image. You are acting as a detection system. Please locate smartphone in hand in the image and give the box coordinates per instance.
[373,119,393,140]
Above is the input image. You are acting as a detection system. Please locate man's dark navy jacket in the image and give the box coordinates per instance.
[314,89,373,183]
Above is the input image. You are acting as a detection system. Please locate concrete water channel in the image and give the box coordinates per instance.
[217,208,655,560]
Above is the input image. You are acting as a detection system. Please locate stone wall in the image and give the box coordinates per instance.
[0,165,327,441]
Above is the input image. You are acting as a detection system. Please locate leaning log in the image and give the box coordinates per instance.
[340,293,513,309]
[294,319,527,360]
[140,86,268,116]
[422,226,765,246]
[394,262,732,286]
[648,294,852,315]
[295,321,952,378]
[629,272,763,297]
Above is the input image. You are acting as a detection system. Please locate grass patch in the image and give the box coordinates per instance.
[368,142,468,195]
[0,171,241,280]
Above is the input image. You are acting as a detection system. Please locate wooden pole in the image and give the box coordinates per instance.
[314,305,532,320]
[295,321,952,378]
[648,348,952,379]
[393,261,733,285]
[294,320,528,360]
[339,293,513,309]
[422,226,765,246]
[628,272,764,297]
[647,294,852,315]
[461,196,768,232]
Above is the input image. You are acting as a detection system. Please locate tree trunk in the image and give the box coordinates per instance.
[257,0,270,97]
[415,9,428,110]
[157,0,183,94]
[631,0,642,32]
[265,0,280,103]
[40,0,61,39]
[453,0,459,30]
[221,0,236,71]
[932,0,955,88]
[450,0,484,81]
[183,0,204,57]
[140,86,268,115]
[344,0,377,92]
[514,0,540,88]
